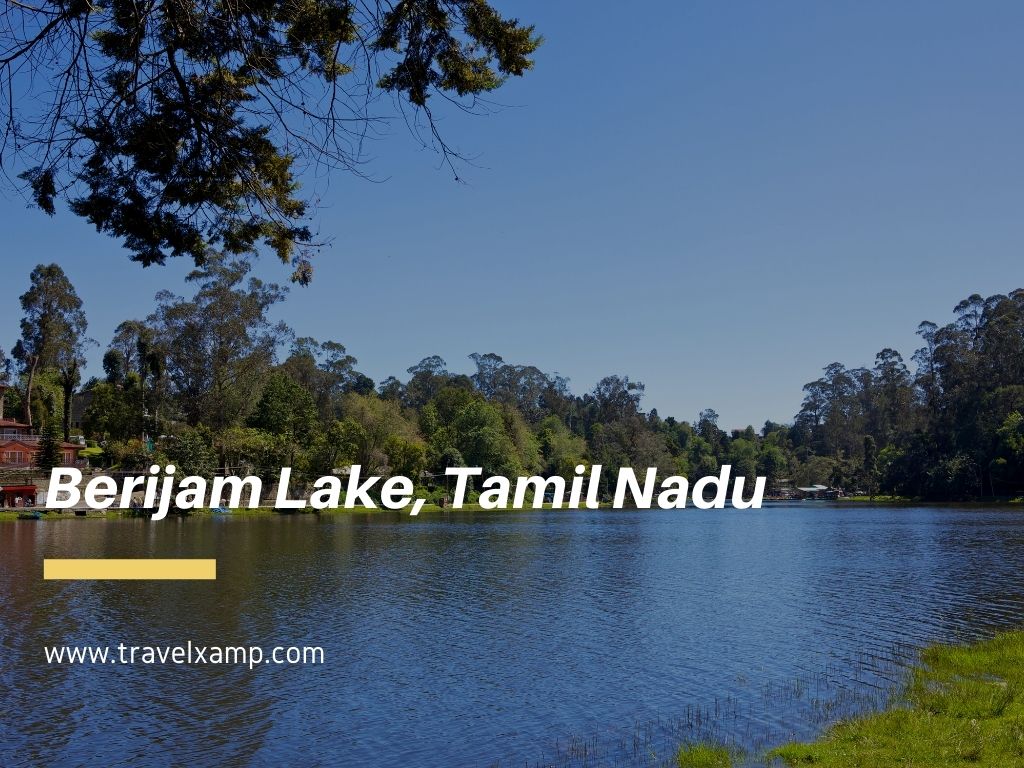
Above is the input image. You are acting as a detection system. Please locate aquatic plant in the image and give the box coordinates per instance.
[771,630,1024,766]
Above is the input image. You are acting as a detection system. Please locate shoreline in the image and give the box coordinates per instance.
[676,628,1024,767]
[768,628,1024,766]
[0,502,593,521]
[5,497,1024,521]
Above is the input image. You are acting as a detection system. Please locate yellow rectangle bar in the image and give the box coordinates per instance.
[44,559,216,580]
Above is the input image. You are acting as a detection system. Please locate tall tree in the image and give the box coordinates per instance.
[13,264,88,428]
[248,370,318,465]
[35,404,63,473]
[150,258,289,434]
[56,339,89,441]
[280,337,370,418]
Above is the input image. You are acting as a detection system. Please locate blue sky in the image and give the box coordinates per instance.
[1,0,1022,429]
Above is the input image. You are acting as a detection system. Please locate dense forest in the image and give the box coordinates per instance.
[4,260,1024,502]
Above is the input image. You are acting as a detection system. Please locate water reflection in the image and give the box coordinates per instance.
[2,505,1024,767]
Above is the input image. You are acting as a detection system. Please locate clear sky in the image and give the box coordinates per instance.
[2,0,1022,429]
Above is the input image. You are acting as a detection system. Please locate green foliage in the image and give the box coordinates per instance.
[336,392,422,475]
[280,337,369,419]
[24,370,64,431]
[538,416,588,477]
[384,436,427,479]
[83,379,142,442]
[79,445,106,468]
[105,439,169,472]
[23,250,1022,505]
[2,1,541,282]
[994,411,1024,490]
[13,264,88,431]
[307,419,362,476]
[150,258,288,431]
[792,290,1024,498]
[14,265,86,372]
[727,438,757,483]
[166,429,217,478]
[757,444,789,486]
[675,744,732,768]
[771,630,1024,767]
[429,395,525,477]
[215,426,279,476]
[35,411,63,472]
[248,371,318,442]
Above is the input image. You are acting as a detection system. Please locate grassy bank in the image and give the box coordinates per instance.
[674,631,1024,767]
[676,744,733,767]
[0,509,122,520]
[769,630,1024,767]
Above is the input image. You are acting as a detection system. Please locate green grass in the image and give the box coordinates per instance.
[0,509,120,520]
[770,630,1024,766]
[676,743,733,768]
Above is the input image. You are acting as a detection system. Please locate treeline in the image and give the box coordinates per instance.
[791,291,1024,498]
[4,260,1024,501]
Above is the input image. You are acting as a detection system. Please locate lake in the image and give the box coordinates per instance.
[3,504,1024,767]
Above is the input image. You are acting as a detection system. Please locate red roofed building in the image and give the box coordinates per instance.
[0,419,84,468]
[0,386,85,470]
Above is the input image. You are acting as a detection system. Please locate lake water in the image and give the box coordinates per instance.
[3,504,1024,767]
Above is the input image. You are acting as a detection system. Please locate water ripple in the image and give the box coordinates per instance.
[3,506,1024,766]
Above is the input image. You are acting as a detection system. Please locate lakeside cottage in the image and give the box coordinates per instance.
[0,385,86,507]
[0,418,84,470]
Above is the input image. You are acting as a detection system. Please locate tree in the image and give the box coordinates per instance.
[149,257,289,432]
[862,435,878,498]
[166,429,217,478]
[106,320,165,434]
[727,437,758,487]
[56,337,92,441]
[13,264,88,428]
[2,2,541,283]
[36,407,63,473]
[442,398,524,477]
[214,426,279,476]
[248,370,318,465]
[786,288,1024,499]
[378,376,404,402]
[335,392,421,475]
[404,356,459,408]
[280,337,370,418]
[470,352,505,399]
[307,419,362,476]
[757,444,790,489]
[870,348,913,445]
[468,352,569,423]
[82,379,142,442]
[102,348,127,385]
[994,411,1024,496]
[0,347,12,420]
[695,408,725,457]
[537,415,588,477]
[249,371,317,437]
